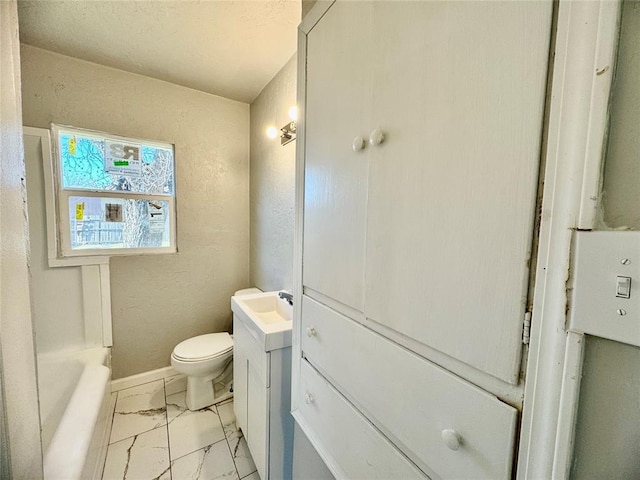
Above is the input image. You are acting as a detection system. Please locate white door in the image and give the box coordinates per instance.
[363,1,553,383]
[302,1,373,312]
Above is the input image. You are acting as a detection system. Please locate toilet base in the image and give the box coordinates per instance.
[185,362,233,410]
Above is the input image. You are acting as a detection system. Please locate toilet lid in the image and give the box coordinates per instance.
[173,333,232,361]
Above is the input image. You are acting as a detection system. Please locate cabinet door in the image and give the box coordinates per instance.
[247,364,270,480]
[233,316,249,433]
[364,1,552,383]
[302,1,373,311]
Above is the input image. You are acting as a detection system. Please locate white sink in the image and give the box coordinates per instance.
[231,291,293,351]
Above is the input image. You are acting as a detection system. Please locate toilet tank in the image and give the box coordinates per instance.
[234,287,262,297]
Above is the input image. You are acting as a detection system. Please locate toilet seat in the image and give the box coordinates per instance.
[172,333,232,362]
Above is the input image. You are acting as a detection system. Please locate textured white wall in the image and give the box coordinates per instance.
[20,45,250,379]
[250,55,297,291]
[571,337,640,479]
[0,1,43,477]
[601,1,640,228]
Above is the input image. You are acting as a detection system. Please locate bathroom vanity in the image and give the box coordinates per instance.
[232,292,293,480]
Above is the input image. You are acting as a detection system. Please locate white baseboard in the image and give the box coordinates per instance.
[111,366,179,392]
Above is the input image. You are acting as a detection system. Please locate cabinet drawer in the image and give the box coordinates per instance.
[299,360,427,480]
[301,296,518,479]
[234,315,270,387]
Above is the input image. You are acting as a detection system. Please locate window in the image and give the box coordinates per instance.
[51,125,177,258]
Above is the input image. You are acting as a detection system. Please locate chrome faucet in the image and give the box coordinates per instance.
[278,291,293,306]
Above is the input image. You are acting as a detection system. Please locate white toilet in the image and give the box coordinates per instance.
[170,288,261,411]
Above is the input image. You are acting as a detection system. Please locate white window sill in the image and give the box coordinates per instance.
[48,256,111,268]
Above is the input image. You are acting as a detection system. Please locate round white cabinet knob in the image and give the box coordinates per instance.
[305,392,314,404]
[352,136,366,152]
[441,429,461,451]
[306,327,317,337]
[369,128,385,146]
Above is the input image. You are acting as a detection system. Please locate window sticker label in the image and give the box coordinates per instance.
[75,202,84,220]
[105,203,123,222]
[69,136,77,155]
[105,140,142,177]
[148,202,165,232]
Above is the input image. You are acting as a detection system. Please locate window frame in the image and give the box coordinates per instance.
[51,124,178,260]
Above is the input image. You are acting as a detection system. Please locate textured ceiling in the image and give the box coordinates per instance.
[17,0,300,103]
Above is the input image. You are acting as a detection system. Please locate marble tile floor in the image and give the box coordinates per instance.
[102,375,258,480]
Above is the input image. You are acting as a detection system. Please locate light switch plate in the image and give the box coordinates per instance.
[570,231,640,348]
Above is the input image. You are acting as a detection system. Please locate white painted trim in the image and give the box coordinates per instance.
[577,1,622,229]
[38,126,60,263]
[299,0,335,35]
[22,126,49,137]
[49,256,110,267]
[52,123,176,152]
[99,264,113,347]
[110,365,179,392]
[516,2,621,478]
[551,331,586,479]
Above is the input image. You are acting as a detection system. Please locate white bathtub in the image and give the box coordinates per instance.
[38,347,113,480]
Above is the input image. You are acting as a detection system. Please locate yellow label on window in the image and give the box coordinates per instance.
[69,136,76,155]
[75,202,84,220]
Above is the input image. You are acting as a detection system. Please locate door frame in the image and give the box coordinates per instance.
[517,1,621,478]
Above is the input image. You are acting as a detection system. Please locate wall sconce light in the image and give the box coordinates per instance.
[266,106,298,146]
[280,121,296,146]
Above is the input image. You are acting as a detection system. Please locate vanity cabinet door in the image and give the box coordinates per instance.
[235,314,272,479]
[363,1,552,383]
[233,316,249,433]
[302,1,373,312]
[247,364,270,480]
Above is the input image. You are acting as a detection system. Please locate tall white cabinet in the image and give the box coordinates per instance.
[293,2,553,479]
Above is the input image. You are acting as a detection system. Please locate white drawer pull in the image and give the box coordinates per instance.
[352,136,366,152]
[305,392,314,405]
[441,429,461,451]
[369,128,385,146]
[306,327,317,337]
